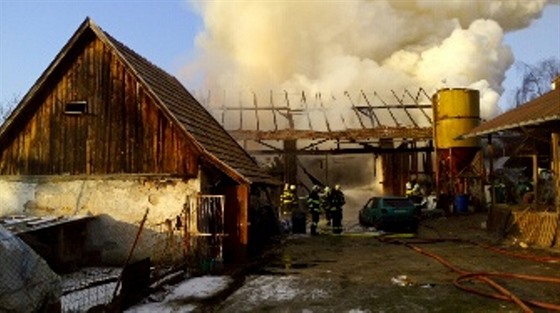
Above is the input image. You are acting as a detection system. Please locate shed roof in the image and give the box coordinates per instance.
[0,18,276,185]
[464,87,560,138]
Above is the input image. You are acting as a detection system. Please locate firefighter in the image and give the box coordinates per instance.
[307,185,322,235]
[321,186,332,226]
[405,178,419,197]
[406,177,422,206]
[280,184,289,212]
[280,184,297,233]
[330,184,345,234]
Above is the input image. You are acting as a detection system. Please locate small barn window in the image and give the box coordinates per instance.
[64,101,87,115]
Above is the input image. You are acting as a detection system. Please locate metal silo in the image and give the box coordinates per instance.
[433,88,480,149]
[432,88,482,212]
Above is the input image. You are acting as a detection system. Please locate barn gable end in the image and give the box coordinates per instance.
[0,23,199,177]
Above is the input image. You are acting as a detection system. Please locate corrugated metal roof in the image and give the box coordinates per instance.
[464,87,560,138]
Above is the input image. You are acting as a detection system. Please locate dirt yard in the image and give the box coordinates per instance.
[209,212,560,312]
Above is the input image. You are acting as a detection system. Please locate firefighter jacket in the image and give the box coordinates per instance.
[320,190,331,212]
[330,189,345,211]
[406,181,420,197]
[280,190,297,213]
[307,190,322,213]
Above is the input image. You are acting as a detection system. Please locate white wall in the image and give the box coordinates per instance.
[0,177,201,265]
[0,181,37,216]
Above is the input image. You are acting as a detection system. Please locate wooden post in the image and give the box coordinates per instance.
[552,132,560,212]
[449,148,454,195]
[284,139,297,185]
[532,154,538,206]
[488,135,494,206]
[425,140,433,179]
[325,154,329,186]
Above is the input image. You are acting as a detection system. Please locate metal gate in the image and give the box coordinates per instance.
[184,195,226,273]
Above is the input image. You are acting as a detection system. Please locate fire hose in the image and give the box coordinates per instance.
[378,236,560,312]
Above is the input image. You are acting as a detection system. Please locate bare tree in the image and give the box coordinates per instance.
[514,57,560,107]
[0,94,20,125]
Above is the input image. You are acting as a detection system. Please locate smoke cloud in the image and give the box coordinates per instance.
[186,0,550,120]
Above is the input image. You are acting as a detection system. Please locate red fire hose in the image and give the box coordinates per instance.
[378,236,560,312]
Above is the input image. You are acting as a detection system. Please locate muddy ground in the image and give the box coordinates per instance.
[206,212,560,313]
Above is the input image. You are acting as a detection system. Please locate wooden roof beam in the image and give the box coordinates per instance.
[246,145,434,155]
[227,127,433,141]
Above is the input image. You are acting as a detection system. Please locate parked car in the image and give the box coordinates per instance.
[358,196,419,232]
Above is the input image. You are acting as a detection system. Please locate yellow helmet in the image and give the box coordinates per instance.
[290,185,296,191]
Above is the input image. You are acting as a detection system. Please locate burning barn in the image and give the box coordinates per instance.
[206,87,486,215]
[0,18,279,272]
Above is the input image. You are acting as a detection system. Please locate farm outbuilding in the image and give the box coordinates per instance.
[464,77,560,248]
[0,17,279,270]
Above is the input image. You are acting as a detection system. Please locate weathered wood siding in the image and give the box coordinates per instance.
[0,35,198,176]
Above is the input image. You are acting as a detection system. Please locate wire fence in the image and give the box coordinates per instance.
[54,194,226,312]
[60,269,120,312]
[2,191,280,312]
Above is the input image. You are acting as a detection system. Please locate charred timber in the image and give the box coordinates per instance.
[227,127,433,141]
[245,146,434,155]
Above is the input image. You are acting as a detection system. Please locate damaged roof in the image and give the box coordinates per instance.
[0,17,276,185]
[464,87,560,138]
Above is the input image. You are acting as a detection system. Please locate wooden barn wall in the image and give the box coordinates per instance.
[0,36,198,176]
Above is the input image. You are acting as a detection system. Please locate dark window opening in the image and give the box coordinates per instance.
[64,101,87,115]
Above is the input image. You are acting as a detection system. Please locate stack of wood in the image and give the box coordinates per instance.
[508,209,559,248]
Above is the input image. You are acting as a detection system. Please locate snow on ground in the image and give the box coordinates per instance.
[243,275,300,302]
[125,276,232,313]
[219,275,330,312]
[126,274,333,312]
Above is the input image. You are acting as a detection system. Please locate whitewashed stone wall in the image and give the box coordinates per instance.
[0,177,200,265]
[0,180,37,216]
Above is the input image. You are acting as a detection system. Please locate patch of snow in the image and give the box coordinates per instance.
[244,276,298,302]
[219,275,329,312]
[234,275,329,304]
[308,287,329,300]
[164,276,232,301]
[125,276,232,313]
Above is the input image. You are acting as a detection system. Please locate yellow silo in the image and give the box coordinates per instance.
[432,88,480,149]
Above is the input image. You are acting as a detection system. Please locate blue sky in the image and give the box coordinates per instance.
[0,1,559,111]
[499,3,560,109]
[0,0,202,103]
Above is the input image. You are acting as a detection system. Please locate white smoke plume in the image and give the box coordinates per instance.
[186,0,550,120]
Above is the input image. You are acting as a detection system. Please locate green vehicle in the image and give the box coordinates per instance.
[358,196,419,232]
